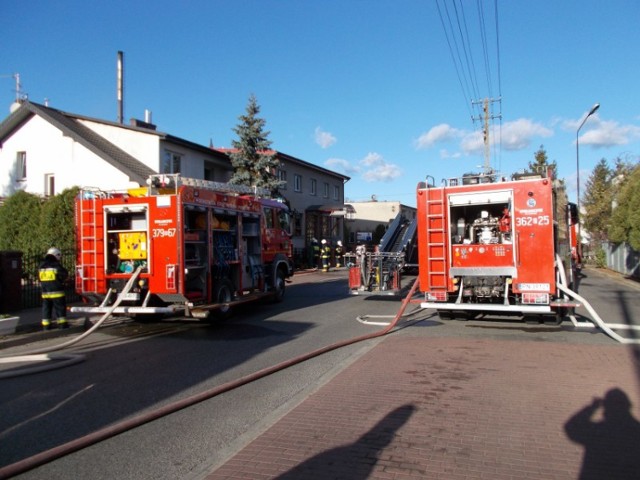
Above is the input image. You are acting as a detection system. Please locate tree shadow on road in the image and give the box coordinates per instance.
[564,388,640,480]
[275,404,415,480]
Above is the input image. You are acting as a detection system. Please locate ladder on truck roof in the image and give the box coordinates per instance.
[426,187,447,290]
[148,174,271,197]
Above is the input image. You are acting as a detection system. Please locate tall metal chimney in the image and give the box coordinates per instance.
[117,51,124,124]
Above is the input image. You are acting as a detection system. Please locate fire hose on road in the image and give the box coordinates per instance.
[0,267,144,379]
[0,278,422,479]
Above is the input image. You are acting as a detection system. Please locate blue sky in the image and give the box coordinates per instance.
[2,0,639,206]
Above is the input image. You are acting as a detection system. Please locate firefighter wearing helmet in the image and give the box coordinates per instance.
[310,238,320,269]
[38,247,69,330]
[320,239,331,272]
[334,240,344,268]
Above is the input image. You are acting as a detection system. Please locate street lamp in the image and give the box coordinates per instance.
[575,102,600,260]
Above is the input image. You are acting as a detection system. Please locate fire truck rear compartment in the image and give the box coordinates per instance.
[460,275,506,300]
[449,202,511,246]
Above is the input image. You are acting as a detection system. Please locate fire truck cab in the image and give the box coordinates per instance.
[416,169,579,321]
[72,174,294,320]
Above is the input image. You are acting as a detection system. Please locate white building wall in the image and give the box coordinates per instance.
[0,116,137,197]
[81,120,160,170]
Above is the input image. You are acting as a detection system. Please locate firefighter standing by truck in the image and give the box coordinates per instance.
[334,240,344,268]
[321,239,331,272]
[39,247,69,330]
[310,238,320,269]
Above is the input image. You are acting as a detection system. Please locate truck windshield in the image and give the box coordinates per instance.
[278,209,292,235]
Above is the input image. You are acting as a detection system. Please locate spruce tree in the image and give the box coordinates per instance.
[528,145,558,178]
[228,94,284,195]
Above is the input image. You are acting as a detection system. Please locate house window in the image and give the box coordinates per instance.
[323,182,329,198]
[294,174,302,192]
[16,151,27,181]
[333,185,339,200]
[278,169,287,189]
[310,178,317,196]
[293,211,302,236]
[162,151,182,174]
[44,174,55,196]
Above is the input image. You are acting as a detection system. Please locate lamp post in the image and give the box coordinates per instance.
[575,102,600,261]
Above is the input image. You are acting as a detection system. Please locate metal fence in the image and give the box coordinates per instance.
[601,242,640,280]
[21,249,81,309]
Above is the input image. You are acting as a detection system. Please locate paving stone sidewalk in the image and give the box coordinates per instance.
[207,335,640,480]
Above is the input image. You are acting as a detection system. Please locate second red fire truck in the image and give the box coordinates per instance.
[71,174,294,320]
[416,168,580,322]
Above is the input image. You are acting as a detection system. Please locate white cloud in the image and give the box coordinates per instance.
[325,157,359,174]
[499,118,553,151]
[326,152,402,182]
[460,130,484,155]
[578,118,640,148]
[359,152,402,182]
[414,123,462,150]
[417,118,553,156]
[362,163,403,182]
[314,127,337,149]
[439,149,462,159]
[360,152,384,167]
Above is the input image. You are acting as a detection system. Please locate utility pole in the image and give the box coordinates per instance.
[472,97,501,175]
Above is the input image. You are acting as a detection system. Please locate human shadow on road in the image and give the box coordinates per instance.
[274,404,415,480]
[564,388,640,480]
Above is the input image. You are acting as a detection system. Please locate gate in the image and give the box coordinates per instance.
[20,249,81,309]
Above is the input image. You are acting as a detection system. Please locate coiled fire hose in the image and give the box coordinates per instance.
[0,278,421,479]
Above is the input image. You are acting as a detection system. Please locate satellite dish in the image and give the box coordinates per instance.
[10,102,20,113]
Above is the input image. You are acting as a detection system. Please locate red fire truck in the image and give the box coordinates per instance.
[71,174,294,320]
[416,169,580,322]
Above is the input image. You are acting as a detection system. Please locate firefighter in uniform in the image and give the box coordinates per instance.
[310,238,320,269]
[39,247,69,330]
[334,240,344,268]
[321,239,331,272]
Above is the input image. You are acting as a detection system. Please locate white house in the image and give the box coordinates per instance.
[0,100,350,264]
[0,100,232,197]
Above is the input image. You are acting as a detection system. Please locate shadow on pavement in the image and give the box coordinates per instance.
[565,388,640,480]
[274,404,415,480]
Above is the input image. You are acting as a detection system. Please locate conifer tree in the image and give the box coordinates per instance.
[528,145,558,178]
[228,94,284,194]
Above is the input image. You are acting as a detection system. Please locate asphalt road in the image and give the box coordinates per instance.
[1,270,403,480]
[1,266,638,479]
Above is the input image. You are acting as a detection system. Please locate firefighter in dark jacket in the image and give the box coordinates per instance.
[39,247,69,330]
[321,239,331,272]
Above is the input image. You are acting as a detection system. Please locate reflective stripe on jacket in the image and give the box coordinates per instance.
[39,257,69,298]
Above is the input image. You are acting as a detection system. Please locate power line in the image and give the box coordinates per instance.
[436,0,504,171]
[435,0,474,120]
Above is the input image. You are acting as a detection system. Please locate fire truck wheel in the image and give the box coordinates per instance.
[271,269,286,303]
[213,280,234,320]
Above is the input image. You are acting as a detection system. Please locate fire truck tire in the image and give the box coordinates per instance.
[212,280,234,320]
[271,269,286,303]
